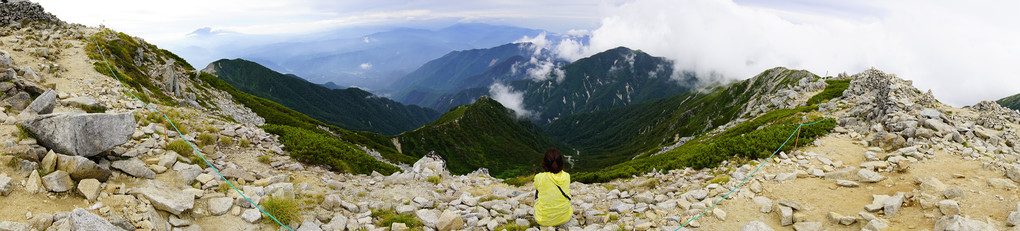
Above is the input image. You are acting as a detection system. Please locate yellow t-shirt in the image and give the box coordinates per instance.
[534,171,572,226]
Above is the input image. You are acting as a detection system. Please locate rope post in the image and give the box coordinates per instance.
[163,116,168,148]
[794,126,801,153]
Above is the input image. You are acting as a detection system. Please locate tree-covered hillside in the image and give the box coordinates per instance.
[394,96,567,178]
[205,59,440,135]
[998,93,1020,110]
[546,67,821,170]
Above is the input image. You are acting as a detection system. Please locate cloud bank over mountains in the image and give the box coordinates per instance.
[571,0,1020,106]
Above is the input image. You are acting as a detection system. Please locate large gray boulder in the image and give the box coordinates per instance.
[412,151,448,179]
[41,170,74,192]
[20,88,55,116]
[0,49,12,68]
[934,215,992,231]
[130,180,194,216]
[111,158,155,179]
[437,209,464,231]
[69,208,124,231]
[1006,164,1020,183]
[55,154,111,181]
[20,112,135,157]
[0,221,32,231]
[3,91,32,111]
[0,174,12,196]
[207,197,233,216]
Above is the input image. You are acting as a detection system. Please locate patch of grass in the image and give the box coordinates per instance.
[197,133,217,147]
[239,139,250,148]
[37,168,52,177]
[494,224,528,231]
[261,196,300,227]
[807,79,851,105]
[78,104,106,113]
[217,180,235,193]
[709,176,730,185]
[188,155,208,168]
[373,208,422,229]
[5,156,20,168]
[166,139,194,156]
[258,155,271,164]
[502,174,533,187]
[218,136,234,146]
[478,195,498,203]
[426,176,441,184]
[15,124,37,141]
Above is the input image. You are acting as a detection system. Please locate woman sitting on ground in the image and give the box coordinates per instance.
[534,148,575,229]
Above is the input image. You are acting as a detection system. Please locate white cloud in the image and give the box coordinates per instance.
[488,82,536,118]
[580,0,1020,106]
[360,63,373,70]
[566,29,590,37]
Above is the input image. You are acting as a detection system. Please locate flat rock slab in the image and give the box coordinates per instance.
[70,208,124,231]
[41,170,74,193]
[207,197,233,216]
[130,180,194,216]
[21,112,135,157]
[111,158,155,179]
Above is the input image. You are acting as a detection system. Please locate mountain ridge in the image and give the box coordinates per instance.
[203,58,440,135]
[998,92,1020,110]
[393,96,567,178]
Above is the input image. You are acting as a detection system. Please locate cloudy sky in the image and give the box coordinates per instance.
[36,0,1020,106]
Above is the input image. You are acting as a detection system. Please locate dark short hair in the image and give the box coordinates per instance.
[542,148,564,173]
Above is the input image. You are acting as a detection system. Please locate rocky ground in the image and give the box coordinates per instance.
[2,2,1020,231]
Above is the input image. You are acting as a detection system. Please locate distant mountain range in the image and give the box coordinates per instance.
[413,46,696,124]
[236,23,545,91]
[998,93,1020,110]
[203,59,439,135]
[390,42,544,107]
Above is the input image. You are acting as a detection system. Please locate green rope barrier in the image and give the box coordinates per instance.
[676,118,827,230]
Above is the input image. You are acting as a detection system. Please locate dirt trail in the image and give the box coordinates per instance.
[697,136,1019,230]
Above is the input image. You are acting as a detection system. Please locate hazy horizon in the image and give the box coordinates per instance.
[34,0,1020,107]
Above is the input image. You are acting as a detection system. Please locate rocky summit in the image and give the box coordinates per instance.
[0,1,1019,231]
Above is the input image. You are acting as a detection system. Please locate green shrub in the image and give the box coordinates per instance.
[15,124,36,141]
[78,104,106,113]
[502,174,533,187]
[218,136,234,146]
[258,155,271,164]
[261,196,300,226]
[494,224,528,231]
[264,124,399,175]
[807,79,851,105]
[426,176,441,184]
[197,133,217,147]
[5,156,19,168]
[709,176,730,184]
[573,106,836,183]
[238,139,249,148]
[373,208,422,229]
[189,155,208,168]
[166,139,193,156]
